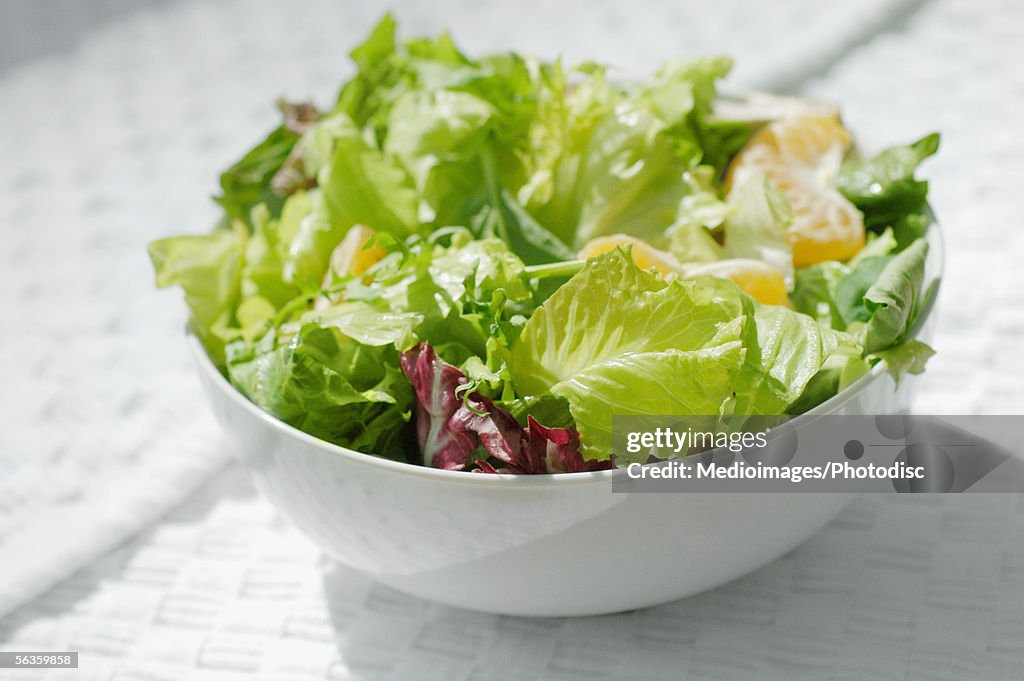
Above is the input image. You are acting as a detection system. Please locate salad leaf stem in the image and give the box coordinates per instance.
[522,260,585,280]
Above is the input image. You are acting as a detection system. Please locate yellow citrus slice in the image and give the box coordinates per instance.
[578,234,789,306]
[314,225,386,310]
[327,225,386,280]
[726,115,865,266]
[679,259,789,307]
[578,234,687,273]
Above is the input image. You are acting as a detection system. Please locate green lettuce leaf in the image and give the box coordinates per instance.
[790,261,848,328]
[511,248,746,396]
[336,15,536,148]
[862,238,930,352]
[226,325,413,459]
[641,57,748,175]
[239,204,303,329]
[519,58,732,249]
[789,336,934,413]
[733,303,857,416]
[321,233,534,377]
[428,235,532,304]
[554,343,747,461]
[666,167,729,263]
[302,301,422,347]
[791,236,931,347]
[869,339,935,385]
[475,189,578,266]
[274,113,421,291]
[215,125,298,227]
[278,190,333,292]
[320,114,420,237]
[835,256,891,325]
[722,172,794,285]
[837,133,939,246]
[849,227,897,266]
[384,88,497,226]
[556,104,697,247]
[148,224,247,364]
[500,394,575,429]
[787,345,871,414]
[510,249,750,458]
[669,220,727,264]
[511,247,849,454]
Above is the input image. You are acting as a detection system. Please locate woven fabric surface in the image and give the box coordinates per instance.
[2,0,1023,678]
[2,471,1022,680]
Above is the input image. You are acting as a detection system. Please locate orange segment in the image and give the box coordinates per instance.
[726,115,865,266]
[680,259,790,307]
[578,234,686,274]
[328,224,386,278]
[578,235,789,306]
[315,225,386,310]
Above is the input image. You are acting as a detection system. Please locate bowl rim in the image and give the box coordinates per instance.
[190,211,944,487]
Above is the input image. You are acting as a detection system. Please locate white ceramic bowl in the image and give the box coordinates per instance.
[190,223,942,617]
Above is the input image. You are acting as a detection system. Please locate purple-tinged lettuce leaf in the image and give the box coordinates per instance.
[523,416,611,473]
[400,343,477,469]
[401,343,612,473]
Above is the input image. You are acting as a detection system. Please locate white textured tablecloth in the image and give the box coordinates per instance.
[2,0,1023,678]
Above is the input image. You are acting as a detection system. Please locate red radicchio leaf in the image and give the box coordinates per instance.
[400,343,614,474]
[524,416,614,473]
[399,344,476,470]
[448,394,526,470]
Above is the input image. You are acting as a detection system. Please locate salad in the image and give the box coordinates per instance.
[150,16,939,473]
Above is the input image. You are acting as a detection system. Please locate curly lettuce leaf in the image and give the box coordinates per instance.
[787,345,871,414]
[148,224,246,365]
[428,236,532,303]
[237,204,303,335]
[666,167,729,263]
[641,57,748,175]
[312,233,534,387]
[226,325,413,459]
[320,115,420,237]
[510,249,751,459]
[733,303,856,416]
[384,88,498,226]
[554,344,747,461]
[511,248,746,396]
[723,172,794,286]
[510,248,858,457]
[519,58,732,249]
